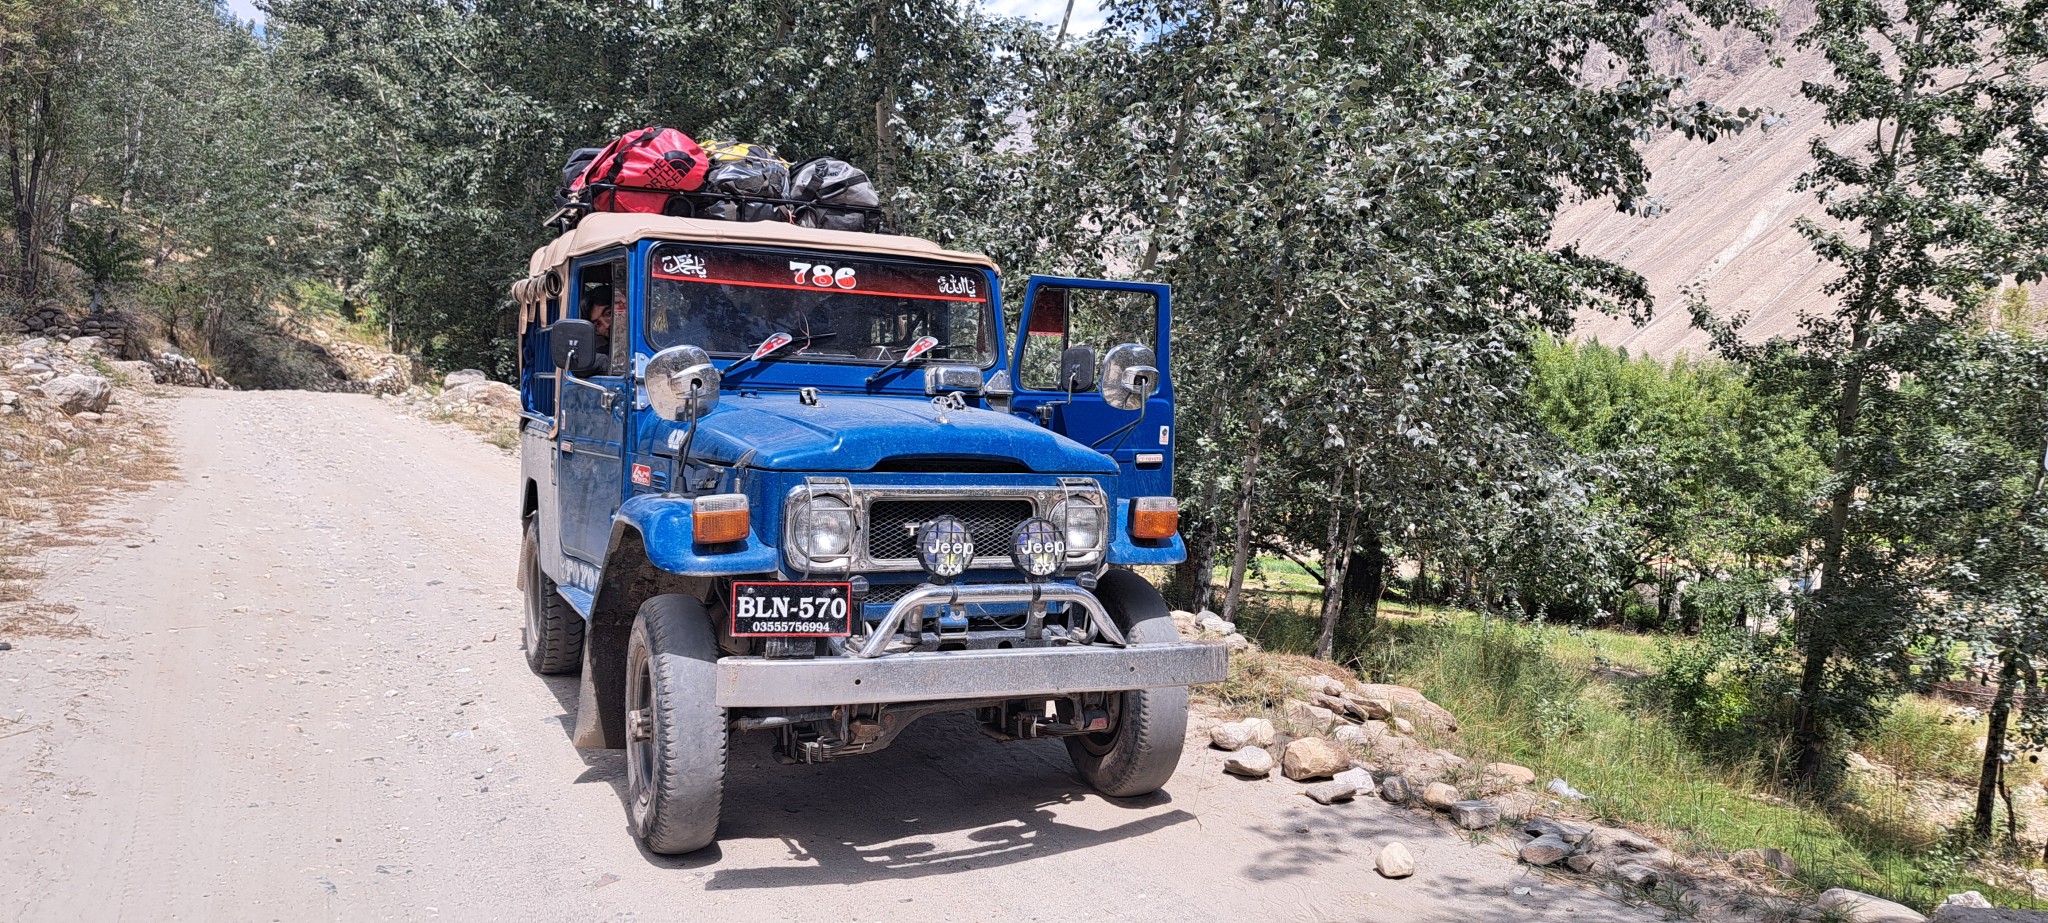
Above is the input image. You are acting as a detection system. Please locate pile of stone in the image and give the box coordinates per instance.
[1170,609,1253,652]
[303,326,414,396]
[1,336,141,458]
[151,351,231,389]
[383,370,523,436]
[429,370,520,413]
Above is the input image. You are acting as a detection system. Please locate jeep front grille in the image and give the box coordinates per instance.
[865,498,1035,563]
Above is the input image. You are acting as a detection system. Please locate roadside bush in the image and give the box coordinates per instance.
[1684,571,1787,632]
[1638,628,1802,768]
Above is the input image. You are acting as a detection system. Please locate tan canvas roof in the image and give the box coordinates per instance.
[525,213,999,277]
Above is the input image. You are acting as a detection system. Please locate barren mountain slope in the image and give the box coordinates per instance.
[1555,2,2045,359]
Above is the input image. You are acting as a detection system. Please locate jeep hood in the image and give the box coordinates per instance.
[685,392,1118,474]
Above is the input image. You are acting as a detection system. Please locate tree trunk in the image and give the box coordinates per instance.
[1335,530,1386,657]
[1218,415,1265,624]
[1791,221,1885,788]
[870,2,899,226]
[1168,478,1222,610]
[9,82,57,311]
[1313,468,1350,661]
[1973,654,2019,840]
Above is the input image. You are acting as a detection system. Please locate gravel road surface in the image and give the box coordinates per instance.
[0,389,1664,923]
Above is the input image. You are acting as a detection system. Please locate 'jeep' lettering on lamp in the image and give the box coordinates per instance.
[916,516,973,580]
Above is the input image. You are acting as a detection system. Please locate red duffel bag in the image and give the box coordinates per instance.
[572,127,710,213]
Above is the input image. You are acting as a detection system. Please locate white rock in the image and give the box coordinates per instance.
[1332,767,1376,795]
[1334,725,1371,747]
[1484,762,1537,786]
[38,374,112,414]
[1376,842,1415,879]
[444,368,489,387]
[1223,746,1274,778]
[1210,721,1254,751]
[1304,781,1358,804]
[1243,717,1276,747]
[1816,888,1927,923]
[1938,893,1992,910]
[1282,738,1349,781]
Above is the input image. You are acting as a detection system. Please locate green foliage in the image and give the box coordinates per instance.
[1528,337,1823,626]
[1641,629,1798,762]
[53,211,147,311]
[1689,0,2048,790]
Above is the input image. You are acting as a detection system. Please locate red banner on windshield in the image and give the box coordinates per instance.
[650,247,986,303]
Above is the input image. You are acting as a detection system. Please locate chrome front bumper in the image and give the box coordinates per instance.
[714,641,1228,708]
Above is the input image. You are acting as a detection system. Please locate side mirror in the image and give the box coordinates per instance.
[1099,343,1159,411]
[643,345,721,419]
[549,318,601,375]
[1059,345,1098,392]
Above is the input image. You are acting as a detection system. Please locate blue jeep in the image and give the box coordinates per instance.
[511,213,1227,854]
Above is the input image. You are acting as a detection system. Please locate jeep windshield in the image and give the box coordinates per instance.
[643,242,993,367]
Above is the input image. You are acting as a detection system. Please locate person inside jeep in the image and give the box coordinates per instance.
[582,283,623,373]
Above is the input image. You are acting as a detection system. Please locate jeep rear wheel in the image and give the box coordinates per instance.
[625,594,726,854]
[521,520,585,675]
[1066,568,1190,798]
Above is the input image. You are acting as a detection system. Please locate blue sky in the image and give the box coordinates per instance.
[221,0,1105,33]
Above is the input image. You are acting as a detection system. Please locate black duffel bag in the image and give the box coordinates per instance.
[786,157,881,232]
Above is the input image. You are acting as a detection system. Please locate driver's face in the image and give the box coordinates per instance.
[593,292,623,336]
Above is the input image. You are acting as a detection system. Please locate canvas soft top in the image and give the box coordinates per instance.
[526,212,999,277]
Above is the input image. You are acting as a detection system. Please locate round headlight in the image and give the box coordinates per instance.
[795,497,852,560]
[917,515,974,579]
[1050,497,1104,553]
[1010,518,1066,578]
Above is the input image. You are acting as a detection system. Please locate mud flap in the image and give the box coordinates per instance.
[572,619,630,749]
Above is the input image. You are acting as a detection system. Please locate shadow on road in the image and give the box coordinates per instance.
[538,674,1190,887]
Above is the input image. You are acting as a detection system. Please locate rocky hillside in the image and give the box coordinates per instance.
[1554,0,2046,359]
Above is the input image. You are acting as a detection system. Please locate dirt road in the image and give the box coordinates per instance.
[0,389,1663,923]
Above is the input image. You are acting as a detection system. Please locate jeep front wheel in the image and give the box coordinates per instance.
[624,594,726,854]
[520,519,584,675]
[1065,568,1190,798]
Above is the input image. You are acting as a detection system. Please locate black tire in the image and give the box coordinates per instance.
[521,519,585,675]
[625,594,726,854]
[1066,568,1190,798]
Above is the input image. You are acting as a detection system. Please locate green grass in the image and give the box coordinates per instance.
[1860,696,2003,787]
[1221,596,2047,913]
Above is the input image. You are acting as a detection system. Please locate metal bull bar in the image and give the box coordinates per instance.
[712,582,1227,709]
[852,582,1126,658]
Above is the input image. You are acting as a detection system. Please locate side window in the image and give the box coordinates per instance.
[1020,286,1158,391]
[575,259,629,375]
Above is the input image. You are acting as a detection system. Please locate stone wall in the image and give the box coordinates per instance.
[12,308,143,360]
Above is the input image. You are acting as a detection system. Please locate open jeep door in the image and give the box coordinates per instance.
[1009,275,1173,495]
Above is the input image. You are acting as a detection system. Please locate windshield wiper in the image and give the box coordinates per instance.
[723,330,837,377]
[863,335,940,386]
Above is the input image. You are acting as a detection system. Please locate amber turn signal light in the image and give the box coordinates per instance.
[1130,497,1179,540]
[694,493,751,544]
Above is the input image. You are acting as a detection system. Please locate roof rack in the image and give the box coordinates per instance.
[546,183,888,236]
